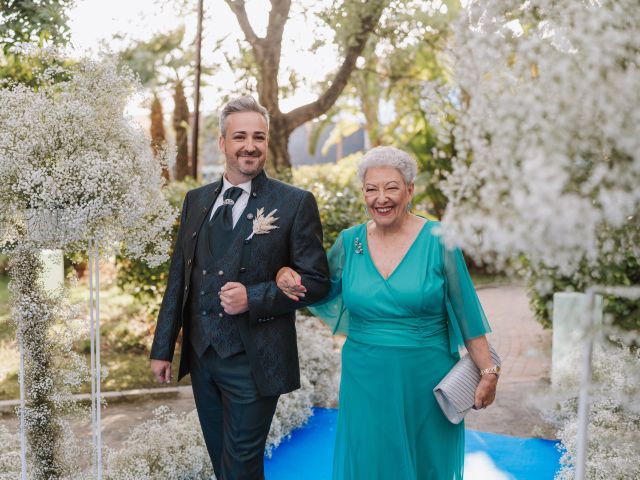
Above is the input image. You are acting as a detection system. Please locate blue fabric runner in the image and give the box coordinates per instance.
[265,408,561,480]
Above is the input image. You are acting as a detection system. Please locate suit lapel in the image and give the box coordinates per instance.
[193,180,222,229]
[184,180,221,262]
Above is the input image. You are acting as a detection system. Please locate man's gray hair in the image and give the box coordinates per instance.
[357,146,418,184]
[219,95,270,137]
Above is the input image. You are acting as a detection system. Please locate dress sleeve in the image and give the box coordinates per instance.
[308,231,351,335]
[443,245,492,356]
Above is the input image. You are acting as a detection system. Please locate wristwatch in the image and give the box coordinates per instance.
[480,365,501,378]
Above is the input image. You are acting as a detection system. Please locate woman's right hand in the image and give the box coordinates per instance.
[276,267,307,301]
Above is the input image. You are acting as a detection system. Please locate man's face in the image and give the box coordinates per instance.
[219,111,269,181]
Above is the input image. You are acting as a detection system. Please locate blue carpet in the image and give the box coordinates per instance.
[265,408,561,480]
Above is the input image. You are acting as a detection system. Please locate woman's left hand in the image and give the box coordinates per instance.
[473,375,498,410]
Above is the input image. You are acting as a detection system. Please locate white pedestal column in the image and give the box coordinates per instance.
[551,292,602,386]
[39,249,64,294]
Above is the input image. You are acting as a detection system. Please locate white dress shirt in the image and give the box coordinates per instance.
[210,176,252,228]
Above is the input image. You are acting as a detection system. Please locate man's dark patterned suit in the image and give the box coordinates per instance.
[150,170,330,479]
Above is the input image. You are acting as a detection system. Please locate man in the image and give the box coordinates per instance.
[150,96,330,480]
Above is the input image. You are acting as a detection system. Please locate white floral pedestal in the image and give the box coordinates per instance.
[551,292,602,387]
[40,250,64,293]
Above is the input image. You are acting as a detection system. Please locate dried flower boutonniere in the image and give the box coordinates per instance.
[246,207,279,240]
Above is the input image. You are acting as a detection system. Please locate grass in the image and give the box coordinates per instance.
[0,271,189,401]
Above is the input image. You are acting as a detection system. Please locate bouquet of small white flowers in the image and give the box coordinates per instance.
[425,0,640,276]
[0,55,175,265]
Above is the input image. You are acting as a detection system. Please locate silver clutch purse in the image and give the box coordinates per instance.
[433,345,501,424]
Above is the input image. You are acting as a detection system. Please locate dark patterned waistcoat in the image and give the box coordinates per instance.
[187,204,246,358]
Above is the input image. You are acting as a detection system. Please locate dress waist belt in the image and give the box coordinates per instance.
[348,315,449,347]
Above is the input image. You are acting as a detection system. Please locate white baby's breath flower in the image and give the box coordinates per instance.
[0,54,176,265]
[424,0,640,277]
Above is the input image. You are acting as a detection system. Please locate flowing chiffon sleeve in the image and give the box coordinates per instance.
[443,245,492,356]
[308,231,351,335]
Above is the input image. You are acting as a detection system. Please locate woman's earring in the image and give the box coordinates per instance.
[363,206,370,218]
[406,202,413,212]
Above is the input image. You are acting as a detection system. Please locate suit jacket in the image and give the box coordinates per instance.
[150,170,330,396]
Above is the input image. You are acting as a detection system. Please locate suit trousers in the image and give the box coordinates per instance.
[190,345,279,480]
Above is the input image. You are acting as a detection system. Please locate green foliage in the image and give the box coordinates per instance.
[0,0,75,87]
[0,253,8,275]
[405,114,453,219]
[321,1,459,218]
[293,154,368,251]
[116,178,200,314]
[0,0,74,51]
[0,274,9,319]
[527,251,640,332]
[118,25,219,90]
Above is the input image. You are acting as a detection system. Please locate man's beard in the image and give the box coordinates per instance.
[233,153,264,176]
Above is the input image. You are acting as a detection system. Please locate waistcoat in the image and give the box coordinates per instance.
[188,204,249,358]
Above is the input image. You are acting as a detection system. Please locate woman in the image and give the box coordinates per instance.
[277,146,498,479]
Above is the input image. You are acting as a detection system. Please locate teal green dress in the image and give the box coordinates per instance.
[310,221,491,480]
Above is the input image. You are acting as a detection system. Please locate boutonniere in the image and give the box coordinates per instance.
[354,237,363,254]
[246,207,279,240]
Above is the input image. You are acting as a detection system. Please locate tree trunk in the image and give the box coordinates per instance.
[226,0,387,182]
[266,114,292,179]
[172,81,191,181]
[150,93,169,181]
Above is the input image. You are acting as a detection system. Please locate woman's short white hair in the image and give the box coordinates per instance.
[357,146,418,184]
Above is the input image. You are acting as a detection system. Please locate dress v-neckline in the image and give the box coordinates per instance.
[364,221,429,282]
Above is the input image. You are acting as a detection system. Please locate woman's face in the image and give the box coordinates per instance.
[363,166,414,228]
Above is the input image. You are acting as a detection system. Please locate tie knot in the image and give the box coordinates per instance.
[224,186,244,202]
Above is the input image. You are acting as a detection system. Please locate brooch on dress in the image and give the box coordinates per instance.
[354,237,363,254]
[246,207,279,240]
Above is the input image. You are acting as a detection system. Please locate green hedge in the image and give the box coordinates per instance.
[293,154,368,251]
[527,250,640,332]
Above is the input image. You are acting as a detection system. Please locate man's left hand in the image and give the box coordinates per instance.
[220,282,249,315]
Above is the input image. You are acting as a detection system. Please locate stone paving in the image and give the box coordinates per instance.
[0,284,557,453]
[464,285,554,438]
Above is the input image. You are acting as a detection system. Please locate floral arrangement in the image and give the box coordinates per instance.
[542,342,640,480]
[0,53,176,479]
[104,315,340,479]
[424,0,640,277]
[1,250,91,479]
[0,55,175,264]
